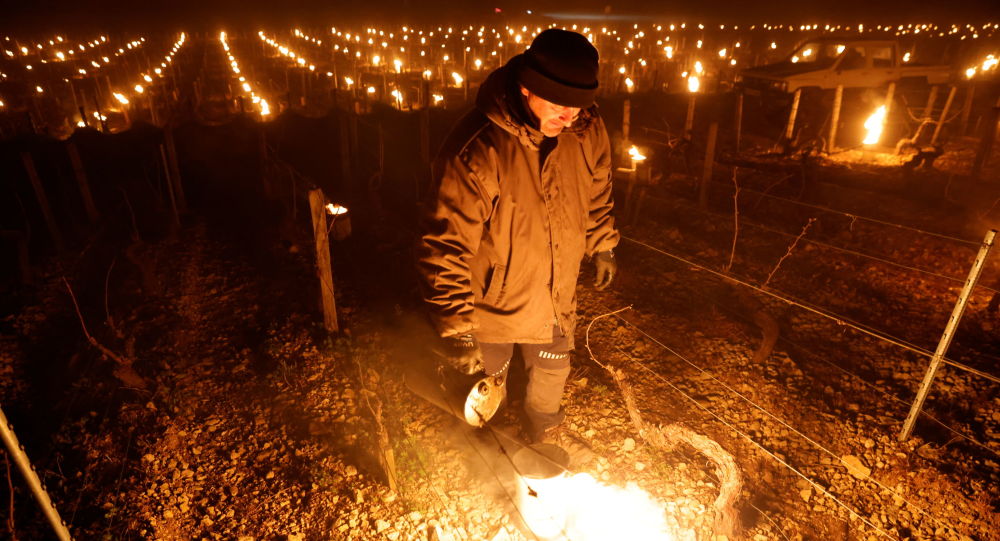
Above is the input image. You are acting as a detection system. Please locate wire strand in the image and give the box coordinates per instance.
[705,172,982,246]
[584,309,897,539]
[608,311,969,537]
[621,235,1000,382]
[640,190,999,295]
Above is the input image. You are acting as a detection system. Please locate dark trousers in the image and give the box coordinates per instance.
[478,326,572,435]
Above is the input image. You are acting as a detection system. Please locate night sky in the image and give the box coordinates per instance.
[2,0,998,33]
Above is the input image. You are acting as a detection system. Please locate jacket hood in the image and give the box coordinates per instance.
[475,55,598,151]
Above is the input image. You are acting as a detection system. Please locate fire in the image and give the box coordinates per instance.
[863,105,887,145]
[521,472,678,540]
[325,203,348,215]
[628,145,646,162]
[687,75,700,93]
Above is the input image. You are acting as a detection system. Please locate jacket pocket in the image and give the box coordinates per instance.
[481,264,507,305]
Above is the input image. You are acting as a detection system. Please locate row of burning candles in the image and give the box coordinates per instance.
[90,33,186,126]
[0,35,153,114]
[221,32,272,116]
[4,19,995,60]
[0,37,145,88]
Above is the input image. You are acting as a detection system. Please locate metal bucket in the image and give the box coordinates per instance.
[511,443,571,540]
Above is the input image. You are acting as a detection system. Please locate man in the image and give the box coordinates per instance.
[417,29,619,443]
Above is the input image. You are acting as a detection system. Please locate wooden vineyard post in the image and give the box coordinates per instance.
[622,97,631,145]
[931,85,958,145]
[734,90,744,153]
[899,229,996,441]
[308,189,339,333]
[971,98,1000,180]
[1,405,73,541]
[883,81,896,119]
[828,85,844,153]
[699,122,719,209]
[159,145,181,227]
[922,85,939,120]
[684,93,696,135]
[959,82,976,136]
[164,127,187,212]
[258,129,272,199]
[20,152,63,251]
[0,231,31,284]
[784,88,802,142]
[66,142,100,224]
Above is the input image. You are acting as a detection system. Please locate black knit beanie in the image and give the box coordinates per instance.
[515,29,599,108]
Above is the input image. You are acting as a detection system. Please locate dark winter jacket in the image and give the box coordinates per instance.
[416,56,619,347]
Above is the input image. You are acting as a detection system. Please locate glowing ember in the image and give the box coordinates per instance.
[863,105,887,145]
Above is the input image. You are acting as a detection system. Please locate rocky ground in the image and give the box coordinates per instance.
[2,138,999,541]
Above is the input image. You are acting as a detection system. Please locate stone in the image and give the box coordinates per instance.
[841,455,871,480]
[622,438,636,452]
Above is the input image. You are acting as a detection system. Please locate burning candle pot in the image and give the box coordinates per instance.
[511,443,676,541]
[512,443,572,540]
[325,203,351,240]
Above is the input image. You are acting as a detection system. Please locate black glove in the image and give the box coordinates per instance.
[594,250,617,290]
[436,334,483,375]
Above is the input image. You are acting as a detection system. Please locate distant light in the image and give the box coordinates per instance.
[687,75,700,93]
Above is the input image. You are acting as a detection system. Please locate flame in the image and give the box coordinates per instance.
[325,203,348,215]
[624,77,634,91]
[628,145,646,162]
[522,473,677,540]
[451,72,464,86]
[863,105,887,145]
[687,75,700,93]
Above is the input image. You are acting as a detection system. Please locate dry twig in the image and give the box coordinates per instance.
[725,167,741,272]
[4,450,16,541]
[763,217,816,288]
[585,307,743,538]
[62,277,146,389]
